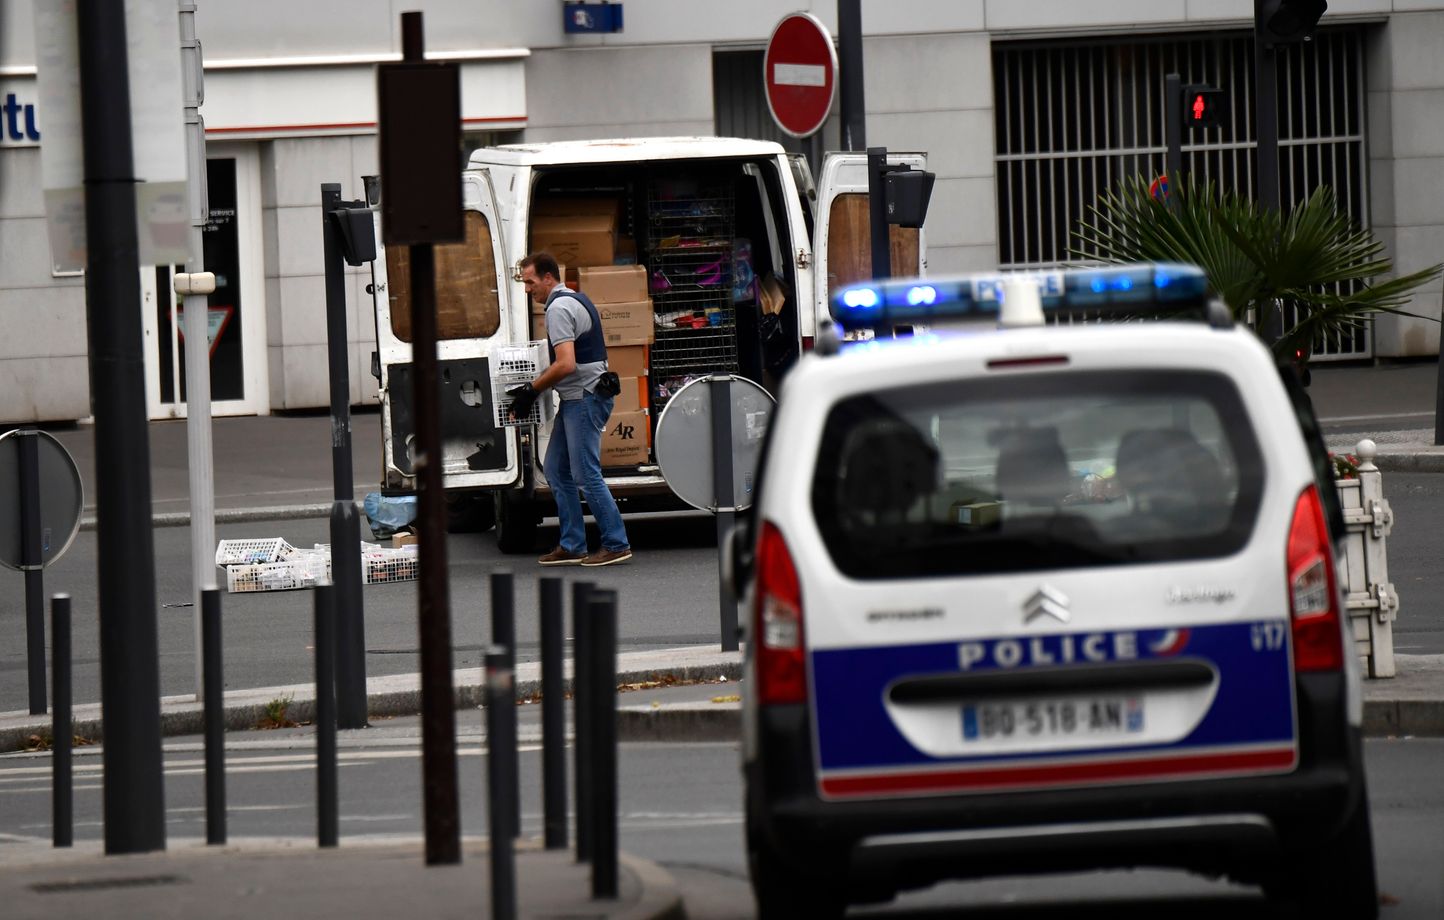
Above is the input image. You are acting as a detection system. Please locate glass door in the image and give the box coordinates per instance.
[143,146,268,418]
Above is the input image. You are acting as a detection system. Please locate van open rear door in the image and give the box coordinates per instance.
[813,152,927,325]
[372,170,521,492]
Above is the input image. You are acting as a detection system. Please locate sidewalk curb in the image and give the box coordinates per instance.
[0,649,743,754]
[620,851,688,920]
[80,502,334,532]
[1368,451,1444,474]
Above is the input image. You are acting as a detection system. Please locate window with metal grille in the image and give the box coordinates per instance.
[993,29,1368,358]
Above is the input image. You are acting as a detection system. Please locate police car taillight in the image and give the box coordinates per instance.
[1287,485,1344,672]
[755,521,806,706]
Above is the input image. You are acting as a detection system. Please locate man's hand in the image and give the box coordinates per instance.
[506,382,539,420]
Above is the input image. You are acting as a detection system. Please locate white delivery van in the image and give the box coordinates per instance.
[367,137,926,552]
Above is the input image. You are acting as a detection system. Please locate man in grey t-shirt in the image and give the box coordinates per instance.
[510,252,631,567]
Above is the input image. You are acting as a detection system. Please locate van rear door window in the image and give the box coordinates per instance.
[810,370,1264,579]
[387,210,501,341]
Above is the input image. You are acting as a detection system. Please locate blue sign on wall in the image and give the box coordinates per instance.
[2,93,41,143]
[564,2,623,34]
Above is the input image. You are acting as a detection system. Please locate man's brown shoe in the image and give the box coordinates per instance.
[538,546,587,566]
[580,547,633,567]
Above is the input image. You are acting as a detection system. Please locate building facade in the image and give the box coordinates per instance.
[0,0,1440,422]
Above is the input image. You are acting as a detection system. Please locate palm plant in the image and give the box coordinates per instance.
[1072,176,1442,358]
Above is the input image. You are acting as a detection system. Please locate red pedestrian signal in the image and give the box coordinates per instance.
[1182,85,1226,129]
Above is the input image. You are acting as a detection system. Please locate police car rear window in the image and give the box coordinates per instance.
[811,370,1264,579]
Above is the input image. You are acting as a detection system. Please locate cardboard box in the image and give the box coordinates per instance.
[597,299,654,346]
[578,265,648,304]
[392,532,418,549]
[612,376,647,414]
[533,196,623,226]
[529,214,616,268]
[601,409,649,467]
[608,344,648,378]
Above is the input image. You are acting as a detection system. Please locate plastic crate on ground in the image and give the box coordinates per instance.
[226,552,330,593]
[363,545,419,584]
[215,537,295,567]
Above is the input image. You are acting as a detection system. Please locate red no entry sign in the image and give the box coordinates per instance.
[764,12,837,138]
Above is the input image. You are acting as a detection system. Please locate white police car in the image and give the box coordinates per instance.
[737,264,1377,918]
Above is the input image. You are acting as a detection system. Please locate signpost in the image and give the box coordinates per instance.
[655,376,774,652]
[378,10,465,867]
[764,12,837,139]
[0,430,82,715]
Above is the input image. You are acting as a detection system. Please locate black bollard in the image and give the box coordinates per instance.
[589,589,619,899]
[315,585,338,848]
[490,570,520,837]
[539,577,567,849]
[51,594,71,848]
[571,580,593,863]
[202,588,226,845]
[485,646,517,920]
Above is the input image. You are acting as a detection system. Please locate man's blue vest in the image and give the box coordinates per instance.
[544,287,608,365]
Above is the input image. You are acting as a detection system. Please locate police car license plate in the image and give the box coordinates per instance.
[962,696,1144,742]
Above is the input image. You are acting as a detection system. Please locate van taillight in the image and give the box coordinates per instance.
[802,336,815,352]
[1287,485,1344,672]
[755,521,806,706]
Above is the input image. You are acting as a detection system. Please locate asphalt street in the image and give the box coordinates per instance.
[0,510,728,709]
[0,721,1436,918]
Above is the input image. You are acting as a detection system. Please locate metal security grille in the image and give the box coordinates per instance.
[993,30,1369,358]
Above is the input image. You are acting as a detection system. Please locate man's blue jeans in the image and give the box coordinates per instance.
[543,391,630,554]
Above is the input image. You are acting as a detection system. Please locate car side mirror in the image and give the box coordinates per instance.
[722,516,755,600]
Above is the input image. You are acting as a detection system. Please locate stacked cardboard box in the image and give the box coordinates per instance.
[574,265,652,467]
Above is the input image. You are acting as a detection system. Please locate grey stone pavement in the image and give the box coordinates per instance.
[3,360,1443,916]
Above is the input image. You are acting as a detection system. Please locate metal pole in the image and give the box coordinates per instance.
[322,182,368,730]
[19,431,46,715]
[589,589,619,900]
[201,588,226,845]
[539,576,567,849]
[838,0,866,151]
[1255,2,1285,345]
[485,647,517,920]
[401,15,461,865]
[709,379,739,652]
[1164,73,1183,211]
[867,147,892,281]
[572,579,593,863]
[490,570,520,837]
[179,0,216,703]
[315,584,338,848]
[51,594,72,848]
[78,0,166,856]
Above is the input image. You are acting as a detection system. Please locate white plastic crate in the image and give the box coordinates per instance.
[226,552,330,593]
[215,537,295,567]
[491,341,549,428]
[363,545,418,584]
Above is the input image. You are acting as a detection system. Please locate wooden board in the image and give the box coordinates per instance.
[387,210,502,342]
[825,193,921,299]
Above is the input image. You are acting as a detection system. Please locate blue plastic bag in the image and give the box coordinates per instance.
[363,491,417,539]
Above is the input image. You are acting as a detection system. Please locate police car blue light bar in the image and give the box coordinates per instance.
[830,263,1211,331]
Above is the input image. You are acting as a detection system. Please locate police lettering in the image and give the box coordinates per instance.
[958,631,1141,670]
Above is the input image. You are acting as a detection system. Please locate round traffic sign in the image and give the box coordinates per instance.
[654,376,774,513]
[764,12,837,138]
[0,430,83,571]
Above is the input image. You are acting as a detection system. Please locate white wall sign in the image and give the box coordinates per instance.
[33,0,191,272]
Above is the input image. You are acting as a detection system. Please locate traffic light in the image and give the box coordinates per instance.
[1183,85,1226,129]
[1257,0,1328,45]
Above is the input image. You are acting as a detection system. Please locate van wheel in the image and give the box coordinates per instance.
[746,802,846,920]
[444,493,496,533]
[494,492,540,554]
[1267,784,1379,918]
